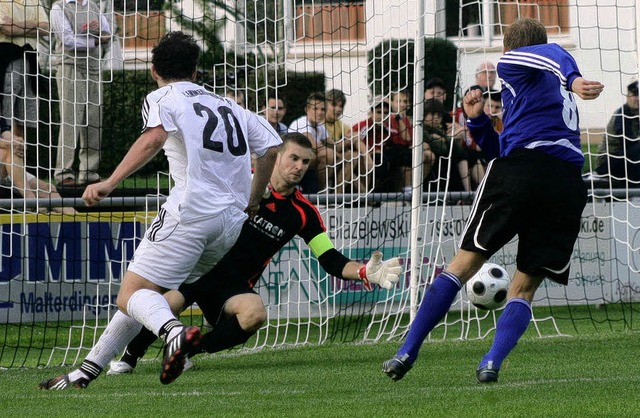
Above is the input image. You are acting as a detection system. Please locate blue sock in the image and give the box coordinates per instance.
[479,298,532,370]
[396,272,462,364]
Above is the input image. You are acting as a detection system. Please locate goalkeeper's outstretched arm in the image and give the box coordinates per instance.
[310,232,402,290]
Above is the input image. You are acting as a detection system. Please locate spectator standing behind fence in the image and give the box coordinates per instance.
[50,0,110,188]
[324,89,371,194]
[0,117,75,214]
[595,81,640,182]
[0,0,49,138]
[261,91,288,135]
[288,92,335,193]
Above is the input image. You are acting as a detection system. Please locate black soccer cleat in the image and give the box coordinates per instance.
[38,374,90,390]
[476,361,499,383]
[160,326,202,385]
[382,354,413,382]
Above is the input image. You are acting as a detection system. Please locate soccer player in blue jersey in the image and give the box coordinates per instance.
[382,18,604,383]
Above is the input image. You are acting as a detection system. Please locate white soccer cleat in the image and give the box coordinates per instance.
[183,357,194,372]
[107,360,135,375]
[107,357,193,376]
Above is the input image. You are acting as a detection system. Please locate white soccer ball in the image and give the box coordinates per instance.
[465,263,511,310]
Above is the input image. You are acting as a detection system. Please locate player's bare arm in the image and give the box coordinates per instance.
[570,77,604,100]
[83,126,168,206]
[246,147,278,217]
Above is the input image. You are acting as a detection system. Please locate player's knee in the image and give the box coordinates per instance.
[237,305,267,333]
[116,296,128,314]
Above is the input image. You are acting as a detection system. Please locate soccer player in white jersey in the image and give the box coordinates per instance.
[39,31,281,389]
[382,18,604,383]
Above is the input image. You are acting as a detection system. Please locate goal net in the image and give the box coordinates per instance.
[0,0,638,368]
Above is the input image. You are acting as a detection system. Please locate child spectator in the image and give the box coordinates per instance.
[353,97,410,193]
[483,90,503,133]
[324,89,371,194]
[289,92,335,192]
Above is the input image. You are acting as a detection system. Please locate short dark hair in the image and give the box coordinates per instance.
[503,18,548,51]
[483,89,502,102]
[425,78,446,90]
[280,132,313,150]
[628,81,639,96]
[152,32,200,81]
[266,90,288,107]
[325,89,347,106]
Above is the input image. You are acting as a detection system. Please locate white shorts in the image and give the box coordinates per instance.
[127,206,247,290]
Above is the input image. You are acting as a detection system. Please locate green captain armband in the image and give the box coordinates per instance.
[309,233,352,279]
[308,232,335,257]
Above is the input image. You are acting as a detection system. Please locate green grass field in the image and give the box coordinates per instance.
[1,330,638,417]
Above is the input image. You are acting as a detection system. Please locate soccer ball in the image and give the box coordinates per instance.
[465,263,510,310]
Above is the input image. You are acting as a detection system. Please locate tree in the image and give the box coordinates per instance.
[368,37,459,110]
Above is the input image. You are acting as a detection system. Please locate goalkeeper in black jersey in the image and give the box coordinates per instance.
[40,133,402,388]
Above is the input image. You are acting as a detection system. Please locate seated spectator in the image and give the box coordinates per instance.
[422,99,468,192]
[424,78,449,110]
[595,81,640,182]
[483,89,503,133]
[389,89,434,193]
[261,91,288,135]
[324,89,372,194]
[0,118,75,214]
[226,89,246,108]
[352,97,408,193]
[289,92,335,192]
[424,78,466,140]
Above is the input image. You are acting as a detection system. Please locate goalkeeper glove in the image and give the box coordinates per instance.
[358,251,402,290]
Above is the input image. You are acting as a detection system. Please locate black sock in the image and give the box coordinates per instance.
[158,319,182,342]
[200,316,254,354]
[80,360,102,381]
[119,327,159,366]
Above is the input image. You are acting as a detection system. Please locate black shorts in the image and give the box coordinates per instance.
[179,274,257,325]
[460,148,587,284]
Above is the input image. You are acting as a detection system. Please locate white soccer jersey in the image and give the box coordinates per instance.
[142,81,282,222]
[288,116,329,144]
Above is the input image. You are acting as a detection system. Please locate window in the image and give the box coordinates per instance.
[294,1,366,43]
[113,0,166,49]
[445,0,569,38]
[496,0,569,35]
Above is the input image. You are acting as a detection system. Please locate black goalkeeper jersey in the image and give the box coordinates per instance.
[205,187,326,288]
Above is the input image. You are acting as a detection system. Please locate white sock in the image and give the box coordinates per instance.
[84,311,143,369]
[126,289,180,338]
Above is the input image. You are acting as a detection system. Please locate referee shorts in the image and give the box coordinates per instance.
[460,148,587,284]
